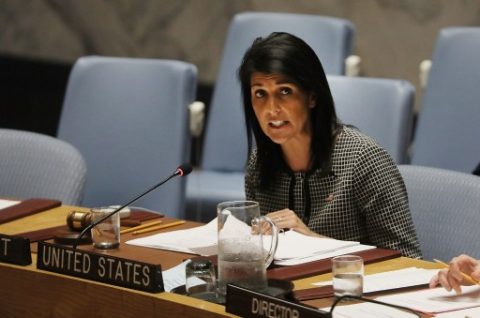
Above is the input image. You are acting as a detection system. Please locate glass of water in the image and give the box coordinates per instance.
[185,258,218,302]
[90,207,120,249]
[332,255,364,298]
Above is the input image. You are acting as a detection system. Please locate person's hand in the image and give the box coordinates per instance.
[266,209,322,237]
[429,254,480,294]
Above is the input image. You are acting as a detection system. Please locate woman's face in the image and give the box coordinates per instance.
[250,72,315,147]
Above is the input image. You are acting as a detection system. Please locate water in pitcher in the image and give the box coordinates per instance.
[217,253,268,296]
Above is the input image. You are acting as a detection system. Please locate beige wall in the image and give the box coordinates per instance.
[2,0,480,101]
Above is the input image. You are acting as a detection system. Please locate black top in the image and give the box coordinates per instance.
[245,126,422,259]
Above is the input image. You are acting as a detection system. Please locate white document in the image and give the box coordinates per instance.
[162,260,205,292]
[270,230,375,266]
[271,230,360,260]
[126,219,218,256]
[313,267,439,294]
[435,306,480,317]
[274,244,375,266]
[0,199,20,210]
[376,285,480,314]
[162,260,189,292]
[320,301,419,318]
[127,217,374,264]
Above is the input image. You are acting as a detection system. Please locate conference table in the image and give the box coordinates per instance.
[0,204,442,317]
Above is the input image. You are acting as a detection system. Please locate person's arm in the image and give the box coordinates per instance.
[266,208,324,237]
[429,254,480,294]
[354,144,422,259]
[246,152,323,236]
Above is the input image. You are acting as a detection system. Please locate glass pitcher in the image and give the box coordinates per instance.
[217,200,279,297]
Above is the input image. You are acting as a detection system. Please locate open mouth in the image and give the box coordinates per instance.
[269,120,288,128]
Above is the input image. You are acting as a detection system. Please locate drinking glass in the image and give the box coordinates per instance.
[332,255,364,297]
[185,258,218,302]
[90,207,120,249]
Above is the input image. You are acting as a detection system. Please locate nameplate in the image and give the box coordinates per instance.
[0,233,32,265]
[226,284,330,318]
[37,241,163,293]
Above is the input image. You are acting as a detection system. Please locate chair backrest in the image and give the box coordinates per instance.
[0,128,86,205]
[57,56,197,218]
[201,12,355,172]
[398,165,480,261]
[412,27,480,173]
[328,75,415,164]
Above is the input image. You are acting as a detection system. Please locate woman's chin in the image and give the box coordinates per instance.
[267,135,288,145]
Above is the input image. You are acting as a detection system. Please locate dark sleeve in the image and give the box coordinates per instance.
[353,144,422,259]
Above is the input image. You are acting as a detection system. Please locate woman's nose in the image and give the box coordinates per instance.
[267,98,280,114]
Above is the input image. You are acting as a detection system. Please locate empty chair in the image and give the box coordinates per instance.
[411,27,480,173]
[57,57,197,218]
[329,75,415,164]
[186,12,355,222]
[0,128,86,205]
[398,165,480,261]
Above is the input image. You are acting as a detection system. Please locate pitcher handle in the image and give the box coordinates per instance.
[254,216,279,268]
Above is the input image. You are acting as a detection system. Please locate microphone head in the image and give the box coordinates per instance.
[176,163,193,177]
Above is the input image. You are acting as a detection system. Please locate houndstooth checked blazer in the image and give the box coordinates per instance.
[245,126,422,258]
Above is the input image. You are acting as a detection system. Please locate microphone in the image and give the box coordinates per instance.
[72,163,192,249]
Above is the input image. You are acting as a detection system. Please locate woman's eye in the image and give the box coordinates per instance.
[280,87,292,95]
[254,90,265,98]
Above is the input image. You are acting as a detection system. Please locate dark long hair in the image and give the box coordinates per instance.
[238,32,339,188]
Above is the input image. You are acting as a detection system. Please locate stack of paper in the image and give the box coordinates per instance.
[313,267,439,293]
[126,218,375,265]
[126,219,219,256]
[270,230,375,266]
[376,285,480,314]
[320,286,480,317]
[435,307,480,317]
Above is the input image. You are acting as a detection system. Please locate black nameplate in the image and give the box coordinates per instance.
[226,284,331,318]
[0,233,32,265]
[37,241,163,293]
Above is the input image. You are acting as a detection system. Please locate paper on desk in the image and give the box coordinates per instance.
[127,217,373,264]
[162,260,205,292]
[313,267,439,293]
[126,219,218,256]
[435,306,480,317]
[376,285,480,314]
[274,243,375,266]
[272,230,360,260]
[320,301,419,318]
[0,199,20,210]
[162,260,189,292]
[269,230,375,266]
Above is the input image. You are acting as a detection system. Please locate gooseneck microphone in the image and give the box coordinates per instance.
[72,163,192,249]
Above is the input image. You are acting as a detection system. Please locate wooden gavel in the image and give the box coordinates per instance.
[66,210,140,231]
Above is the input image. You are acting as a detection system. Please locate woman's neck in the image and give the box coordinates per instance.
[281,138,312,172]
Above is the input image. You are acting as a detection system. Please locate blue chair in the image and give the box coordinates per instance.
[398,165,480,261]
[328,75,415,164]
[0,128,86,205]
[186,12,355,222]
[411,27,480,173]
[57,57,197,218]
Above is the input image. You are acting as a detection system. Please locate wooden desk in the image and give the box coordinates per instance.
[0,206,442,317]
